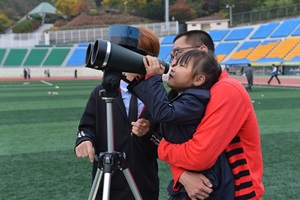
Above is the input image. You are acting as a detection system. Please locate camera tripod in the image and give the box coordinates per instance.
[88,71,143,200]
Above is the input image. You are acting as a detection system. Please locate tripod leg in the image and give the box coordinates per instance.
[102,173,112,200]
[123,168,143,200]
[88,168,104,200]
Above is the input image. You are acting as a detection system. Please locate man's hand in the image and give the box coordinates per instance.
[179,171,213,200]
[75,141,95,163]
[131,118,150,137]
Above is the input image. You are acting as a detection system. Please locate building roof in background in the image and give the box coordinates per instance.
[28,2,56,15]
[186,16,229,23]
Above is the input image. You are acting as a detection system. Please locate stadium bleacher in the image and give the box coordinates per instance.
[160,35,176,44]
[78,42,90,47]
[270,18,300,38]
[266,37,300,59]
[3,49,28,67]
[210,30,230,42]
[224,27,253,41]
[285,43,300,60]
[66,48,87,66]
[230,41,261,59]
[0,49,6,65]
[42,48,70,66]
[215,42,239,62]
[24,48,49,66]
[250,22,279,39]
[291,26,300,36]
[1,17,300,76]
[247,40,281,61]
[158,45,172,61]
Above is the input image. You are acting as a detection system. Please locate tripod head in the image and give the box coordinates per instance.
[100,70,122,98]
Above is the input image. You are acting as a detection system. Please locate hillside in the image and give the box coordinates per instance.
[63,11,157,29]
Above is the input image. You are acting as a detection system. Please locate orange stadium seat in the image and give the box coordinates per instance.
[247,40,280,61]
[267,37,300,59]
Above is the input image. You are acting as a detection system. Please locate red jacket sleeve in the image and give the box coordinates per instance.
[158,79,251,173]
[169,165,185,191]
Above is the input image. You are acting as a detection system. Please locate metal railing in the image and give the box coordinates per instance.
[0,21,179,48]
[232,4,300,26]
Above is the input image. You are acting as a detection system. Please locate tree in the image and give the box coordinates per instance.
[101,0,146,11]
[94,0,103,7]
[0,13,14,33]
[224,0,267,14]
[170,0,197,23]
[139,0,165,21]
[55,0,86,19]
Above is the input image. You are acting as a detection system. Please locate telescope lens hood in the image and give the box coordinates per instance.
[84,43,94,68]
[91,39,111,70]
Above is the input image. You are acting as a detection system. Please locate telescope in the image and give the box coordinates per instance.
[84,39,169,75]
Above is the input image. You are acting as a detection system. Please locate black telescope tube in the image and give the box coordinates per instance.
[86,39,169,74]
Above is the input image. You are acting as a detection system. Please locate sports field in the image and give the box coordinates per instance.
[0,79,299,199]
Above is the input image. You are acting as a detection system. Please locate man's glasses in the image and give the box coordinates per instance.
[169,46,201,63]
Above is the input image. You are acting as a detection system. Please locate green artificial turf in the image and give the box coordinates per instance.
[0,80,299,199]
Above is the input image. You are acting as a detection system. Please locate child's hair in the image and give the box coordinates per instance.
[177,50,222,89]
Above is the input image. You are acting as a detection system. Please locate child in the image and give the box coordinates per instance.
[130,50,234,199]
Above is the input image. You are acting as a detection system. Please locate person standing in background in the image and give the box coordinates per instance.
[26,68,31,79]
[23,68,27,79]
[245,63,253,92]
[268,63,281,84]
[74,69,78,78]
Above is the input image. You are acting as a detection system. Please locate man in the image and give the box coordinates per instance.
[268,63,281,84]
[75,25,161,200]
[158,30,264,200]
[245,63,253,92]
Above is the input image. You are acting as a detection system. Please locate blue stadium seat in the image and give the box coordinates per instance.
[66,48,87,66]
[78,42,90,47]
[210,30,230,41]
[224,28,253,41]
[250,22,279,39]
[291,26,300,36]
[237,41,261,51]
[270,18,300,38]
[261,39,281,45]
[158,45,172,60]
[215,42,238,55]
[161,36,176,44]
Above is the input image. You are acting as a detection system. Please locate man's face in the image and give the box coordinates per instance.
[170,36,193,67]
[170,36,208,67]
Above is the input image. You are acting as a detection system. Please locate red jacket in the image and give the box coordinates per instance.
[158,71,264,199]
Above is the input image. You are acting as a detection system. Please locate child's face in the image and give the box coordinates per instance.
[167,61,194,93]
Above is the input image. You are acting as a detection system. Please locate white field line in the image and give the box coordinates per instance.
[40,80,53,86]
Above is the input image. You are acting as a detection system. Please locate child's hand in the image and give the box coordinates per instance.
[143,55,165,75]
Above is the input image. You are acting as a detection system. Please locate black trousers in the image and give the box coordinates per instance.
[268,75,281,84]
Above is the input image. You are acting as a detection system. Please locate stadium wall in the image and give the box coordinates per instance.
[0,67,103,79]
